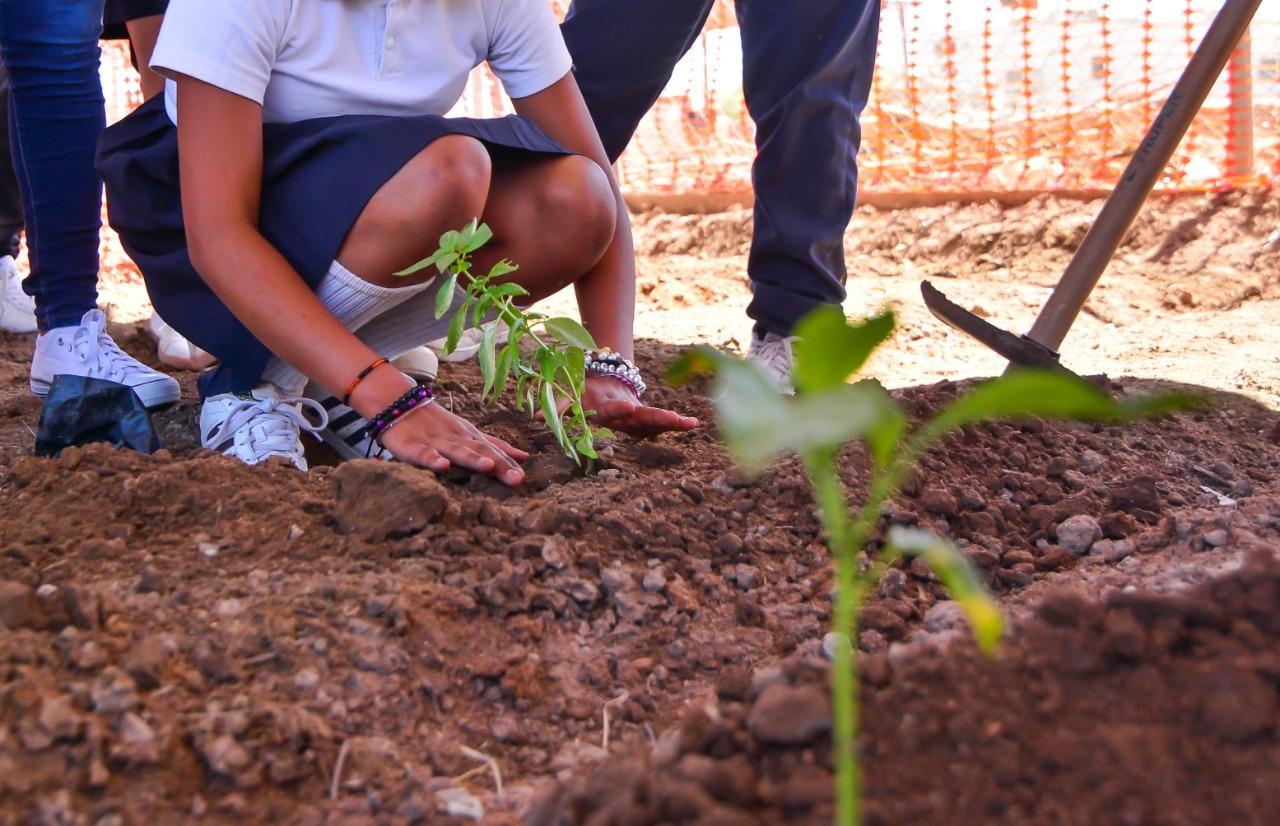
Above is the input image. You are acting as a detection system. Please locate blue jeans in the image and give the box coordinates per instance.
[0,0,105,330]
[562,0,880,336]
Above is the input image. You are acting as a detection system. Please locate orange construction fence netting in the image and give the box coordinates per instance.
[102,0,1280,201]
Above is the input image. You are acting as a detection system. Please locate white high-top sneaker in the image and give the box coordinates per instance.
[30,309,181,408]
[200,383,328,471]
[303,382,393,462]
[747,331,798,396]
[0,254,37,335]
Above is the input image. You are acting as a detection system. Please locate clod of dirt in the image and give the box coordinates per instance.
[746,684,831,746]
[330,460,450,540]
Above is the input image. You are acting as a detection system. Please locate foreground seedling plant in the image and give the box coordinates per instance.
[397,220,609,466]
[671,307,1194,826]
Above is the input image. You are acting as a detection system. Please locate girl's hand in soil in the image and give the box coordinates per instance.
[379,403,528,486]
[582,375,699,437]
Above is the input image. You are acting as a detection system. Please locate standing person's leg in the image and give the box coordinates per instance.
[561,0,716,162]
[0,63,22,261]
[736,0,880,341]
[0,59,36,334]
[0,0,178,406]
[0,0,105,330]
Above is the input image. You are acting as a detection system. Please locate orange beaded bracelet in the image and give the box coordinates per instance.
[342,357,390,405]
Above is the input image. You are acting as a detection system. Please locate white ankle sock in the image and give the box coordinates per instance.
[354,277,469,363]
[261,260,431,395]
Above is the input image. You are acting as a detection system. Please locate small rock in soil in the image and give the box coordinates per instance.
[111,712,159,766]
[540,534,574,570]
[1080,450,1105,473]
[198,735,253,778]
[733,564,762,590]
[747,684,831,746]
[642,566,667,593]
[923,601,966,633]
[1056,514,1102,555]
[1202,529,1229,548]
[91,667,140,715]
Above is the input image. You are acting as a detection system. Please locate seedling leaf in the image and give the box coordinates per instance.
[434,273,459,319]
[930,369,1197,435]
[544,317,597,350]
[479,323,498,397]
[705,349,902,469]
[433,251,459,275]
[395,251,440,277]
[488,260,519,280]
[792,308,896,394]
[463,222,494,253]
[445,305,468,355]
[886,527,1003,655]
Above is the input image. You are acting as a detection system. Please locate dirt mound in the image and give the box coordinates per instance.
[632,189,1280,313]
[0,335,1277,824]
[532,545,1280,825]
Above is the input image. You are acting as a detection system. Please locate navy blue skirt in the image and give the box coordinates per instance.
[97,95,571,396]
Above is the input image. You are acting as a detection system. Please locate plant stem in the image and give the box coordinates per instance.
[803,450,863,826]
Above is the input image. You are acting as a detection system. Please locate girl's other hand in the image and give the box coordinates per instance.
[583,375,699,437]
[379,403,528,486]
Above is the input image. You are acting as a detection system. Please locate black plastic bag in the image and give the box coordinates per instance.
[34,375,163,457]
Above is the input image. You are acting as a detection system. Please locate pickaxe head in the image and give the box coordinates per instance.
[920,280,1074,374]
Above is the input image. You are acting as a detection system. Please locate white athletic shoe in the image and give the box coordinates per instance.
[200,383,328,471]
[303,383,393,462]
[30,309,181,408]
[0,254,37,335]
[747,331,798,396]
[390,346,439,383]
[148,312,217,372]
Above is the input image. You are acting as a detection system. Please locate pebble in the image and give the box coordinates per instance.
[1056,514,1102,555]
[733,564,762,590]
[540,535,573,570]
[294,669,320,692]
[213,598,243,619]
[36,583,57,598]
[437,787,484,821]
[112,712,159,765]
[1080,450,1105,473]
[91,668,139,715]
[197,541,219,558]
[923,600,966,633]
[1203,528,1229,548]
[641,567,667,593]
[821,631,851,661]
[199,735,252,777]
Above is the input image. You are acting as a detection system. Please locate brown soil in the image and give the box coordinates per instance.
[533,546,1280,826]
[0,193,1277,824]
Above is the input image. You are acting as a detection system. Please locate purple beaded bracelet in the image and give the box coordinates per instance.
[365,383,435,444]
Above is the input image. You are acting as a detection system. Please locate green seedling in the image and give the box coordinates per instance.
[397,220,610,466]
[670,306,1196,826]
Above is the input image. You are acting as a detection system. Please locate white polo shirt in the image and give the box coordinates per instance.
[151,0,573,125]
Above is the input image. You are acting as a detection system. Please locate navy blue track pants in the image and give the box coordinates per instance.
[562,0,880,336]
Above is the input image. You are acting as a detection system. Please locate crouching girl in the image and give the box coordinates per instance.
[98,0,697,485]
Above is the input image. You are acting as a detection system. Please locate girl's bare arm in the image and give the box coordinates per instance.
[175,76,528,481]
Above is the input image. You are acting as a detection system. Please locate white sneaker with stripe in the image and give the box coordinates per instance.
[200,383,328,471]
